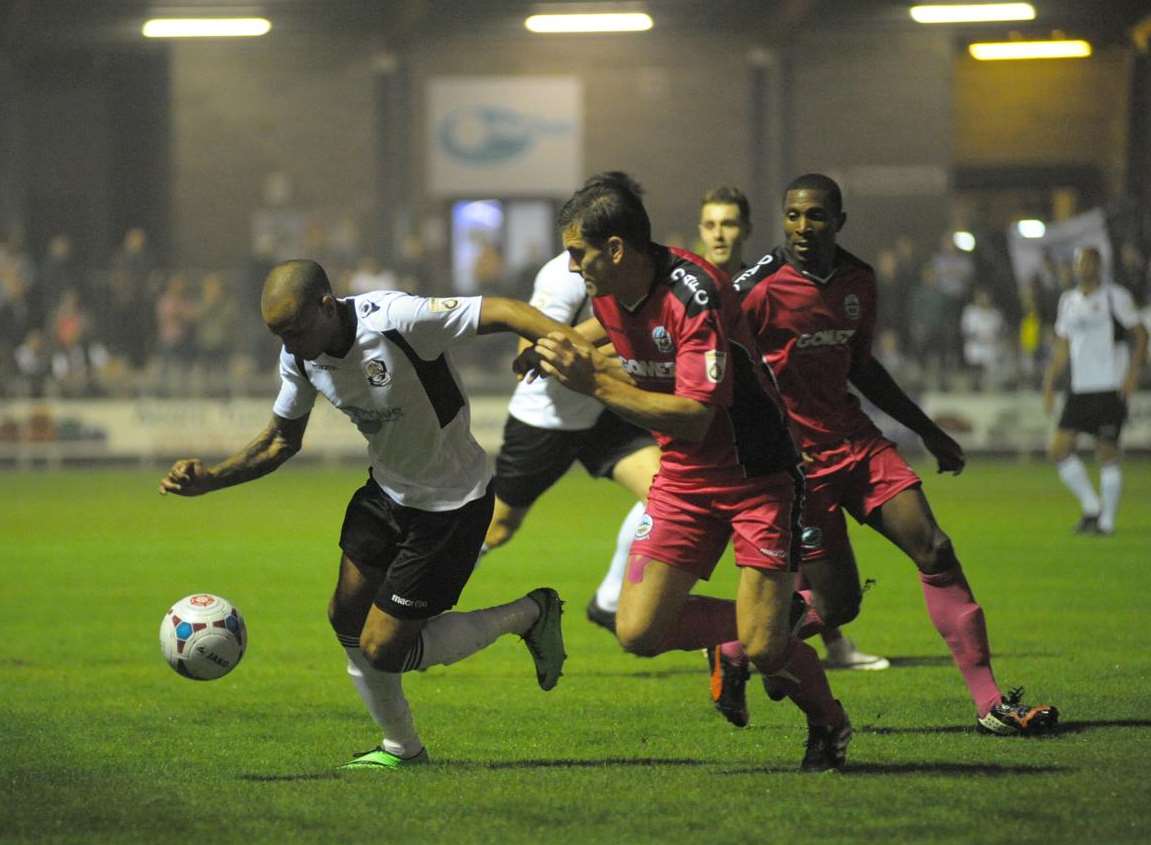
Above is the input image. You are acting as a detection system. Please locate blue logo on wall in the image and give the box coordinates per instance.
[438,106,572,165]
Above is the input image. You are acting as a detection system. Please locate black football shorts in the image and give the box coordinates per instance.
[1058,390,1127,441]
[493,410,655,508]
[339,475,494,619]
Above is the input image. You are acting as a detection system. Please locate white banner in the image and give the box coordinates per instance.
[427,76,582,197]
[1007,207,1114,292]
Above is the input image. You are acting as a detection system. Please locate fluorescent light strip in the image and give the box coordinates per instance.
[969,39,1092,60]
[525,13,653,33]
[910,4,1035,24]
[142,18,272,38]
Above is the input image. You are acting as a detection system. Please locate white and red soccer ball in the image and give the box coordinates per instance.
[159,594,246,680]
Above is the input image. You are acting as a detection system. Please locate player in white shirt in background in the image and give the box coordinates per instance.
[1043,247,1147,535]
[160,259,573,770]
[696,186,888,673]
[485,249,661,632]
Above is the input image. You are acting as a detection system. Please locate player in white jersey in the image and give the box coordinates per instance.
[1043,247,1147,535]
[159,259,572,769]
[486,251,660,631]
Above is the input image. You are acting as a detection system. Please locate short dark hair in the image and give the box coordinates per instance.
[583,171,645,196]
[558,173,652,249]
[783,173,843,216]
[701,186,751,225]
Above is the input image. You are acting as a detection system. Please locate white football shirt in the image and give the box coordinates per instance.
[506,253,604,430]
[1054,284,1141,393]
[273,291,490,511]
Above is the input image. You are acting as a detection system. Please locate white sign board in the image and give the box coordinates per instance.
[428,76,582,197]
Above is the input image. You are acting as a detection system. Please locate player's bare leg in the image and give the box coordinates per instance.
[1050,429,1102,534]
[615,557,736,655]
[869,487,1057,734]
[484,497,529,551]
[736,567,850,771]
[800,556,889,671]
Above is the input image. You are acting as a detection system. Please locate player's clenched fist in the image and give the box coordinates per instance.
[535,332,600,395]
[159,458,212,496]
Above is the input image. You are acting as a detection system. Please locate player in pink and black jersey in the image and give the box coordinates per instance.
[530,174,852,771]
[716,173,1058,736]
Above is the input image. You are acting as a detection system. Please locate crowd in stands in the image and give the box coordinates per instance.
[2,223,1150,401]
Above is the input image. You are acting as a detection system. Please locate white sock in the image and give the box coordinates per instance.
[1099,462,1122,532]
[596,501,645,613]
[1057,455,1101,516]
[343,646,423,758]
[408,598,538,671]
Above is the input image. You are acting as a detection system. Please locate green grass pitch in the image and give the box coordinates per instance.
[2,459,1150,843]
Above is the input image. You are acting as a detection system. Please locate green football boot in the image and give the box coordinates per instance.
[338,746,430,770]
[523,587,566,691]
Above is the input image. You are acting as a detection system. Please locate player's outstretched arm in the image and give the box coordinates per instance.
[535,332,713,440]
[849,357,965,474]
[478,297,579,344]
[158,413,309,496]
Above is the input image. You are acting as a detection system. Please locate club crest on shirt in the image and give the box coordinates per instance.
[358,300,381,317]
[705,350,727,383]
[429,297,459,312]
[634,513,654,540]
[364,359,391,387]
[844,294,861,320]
[651,326,674,353]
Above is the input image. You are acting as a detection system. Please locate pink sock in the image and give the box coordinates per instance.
[920,565,1002,716]
[762,639,844,727]
[718,639,748,666]
[657,595,739,653]
[796,589,826,639]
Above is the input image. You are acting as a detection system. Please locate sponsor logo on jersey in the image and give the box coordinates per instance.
[844,294,861,320]
[733,253,775,291]
[634,513,654,540]
[342,405,404,435]
[651,326,674,353]
[358,300,380,317]
[622,358,676,379]
[429,297,460,312]
[671,267,710,306]
[795,328,856,349]
[705,350,727,383]
[364,359,391,387]
[391,594,428,608]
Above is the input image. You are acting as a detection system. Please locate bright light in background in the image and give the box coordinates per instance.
[953,231,976,252]
[1016,219,1047,238]
[909,3,1035,24]
[142,18,272,38]
[969,39,1092,60]
[525,13,653,33]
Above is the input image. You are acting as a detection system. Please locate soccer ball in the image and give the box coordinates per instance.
[159,594,247,680]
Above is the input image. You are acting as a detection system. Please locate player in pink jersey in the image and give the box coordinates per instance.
[715,173,1057,736]
[530,174,852,771]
